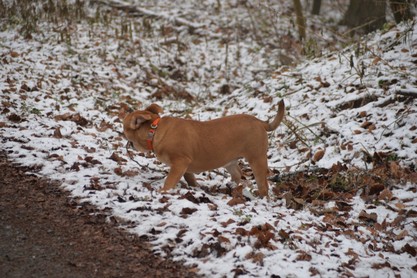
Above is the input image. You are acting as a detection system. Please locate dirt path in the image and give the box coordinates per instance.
[0,152,198,278]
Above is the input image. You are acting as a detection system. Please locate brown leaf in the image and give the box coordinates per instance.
[109,152,127,164]
[221,219,236,228]
[123,170,139,177]
[361,121,373,129]
[372,261,391,269]
[48,153,64,162]
[53,127,63,138]
[114,167,123,176]
[235,227,249,236]
[278,229,290,241]
[358,111,367,118]
[378,188,393,201]
[55,113,89,126]
[70,162,81,171]
[96,120,113,132]
[296,251,312,261]
[10,51,19,58]
[181,191,199,204]
[218,235,231,245]
[85,156,102,165]
[389,161,401,179]
[396,230,408,240]
[7,113,22,122]
[84,147,96,153]
[227,185,246,206]
[346,248,359,259]
[395,202,406,210]
[312,148,325,162]
[227,197,245,206]
[368,183,385,196]
[359,210,378,223]
[406,210,417,218]
[309,267,320,276]
[372,56,381,65]
[245,251,265,264]
[159,196,169,203]
[88,177,102,190]
[180,207,198,216]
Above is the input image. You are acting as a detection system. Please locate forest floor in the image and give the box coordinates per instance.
[1,0,416,277]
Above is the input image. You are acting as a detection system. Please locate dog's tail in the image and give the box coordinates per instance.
[265,100,285,131]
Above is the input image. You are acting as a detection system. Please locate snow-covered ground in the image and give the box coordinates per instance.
[1,0,416,277]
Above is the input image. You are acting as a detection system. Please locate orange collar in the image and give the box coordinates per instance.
[146,118,161,151]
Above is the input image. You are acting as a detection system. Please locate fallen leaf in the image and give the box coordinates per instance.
[358,111,367,117]
[85,156,102,165]
[84,147,96,153]
[180,207,198,216]
[372,261,391,269]
[309,267,320,276]
[114,167,123,176]
[378,188,393,201]
[109,152,128,164]
[10,51,19,57]
[395,202,406,210]
[70,162,81,171]
[359,210,378,223]
[278,229,290,241]
[218,235,231,245]
[396,230,408,240]
[96,120,113,132]
[7,113,22,122]
[245,251,265,264]
[235,227,249,236]
[221,219,236,228]
[296,251,312,261]
[312,149,325,162]
[123,169,139,177]
[372,56,381,65]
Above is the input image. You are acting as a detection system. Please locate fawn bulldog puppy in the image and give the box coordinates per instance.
[123,100,285,198]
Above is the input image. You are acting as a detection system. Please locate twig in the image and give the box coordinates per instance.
[396,89,417,98]
[125,141,148,168]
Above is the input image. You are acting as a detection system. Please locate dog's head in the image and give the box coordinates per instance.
[123,104,163,152]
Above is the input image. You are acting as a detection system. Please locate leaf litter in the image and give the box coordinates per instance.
[0,0,416,277]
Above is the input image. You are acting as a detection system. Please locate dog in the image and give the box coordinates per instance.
[123,100,285,198]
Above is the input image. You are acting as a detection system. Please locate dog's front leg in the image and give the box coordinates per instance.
[159,158,191,193]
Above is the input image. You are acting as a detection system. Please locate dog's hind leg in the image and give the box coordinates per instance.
[184,172,199,187]
[247,157,269,198]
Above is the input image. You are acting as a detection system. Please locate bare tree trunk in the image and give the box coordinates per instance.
[389,0,412,23]
[341,0,386,34]
[312,0,321,15]
[293,0,306,41]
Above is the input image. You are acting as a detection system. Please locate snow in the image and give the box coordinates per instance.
[1,0,417,277]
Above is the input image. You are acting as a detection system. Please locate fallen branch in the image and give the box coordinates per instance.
[396,89,417,98]
[93,0,205,30]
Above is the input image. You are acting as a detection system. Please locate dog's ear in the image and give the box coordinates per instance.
[128,113,152,130]
[145,103,163,115]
